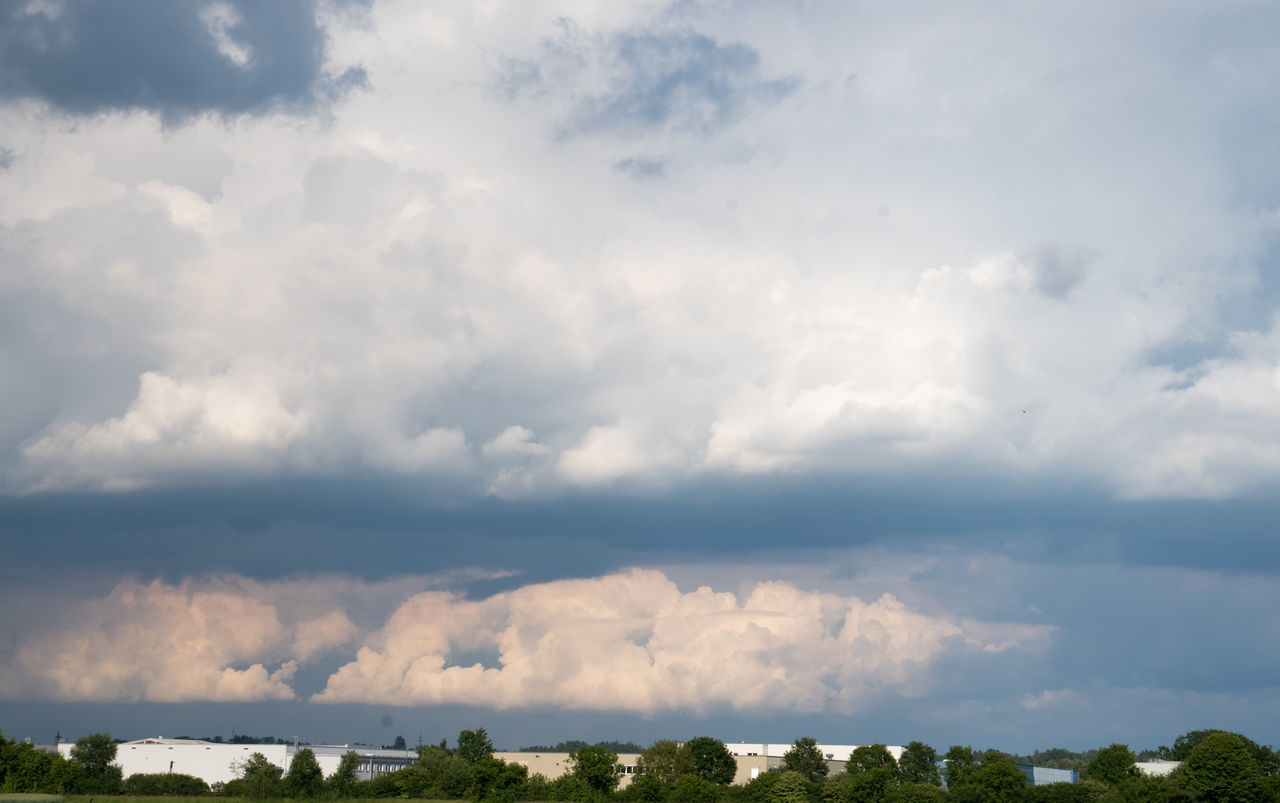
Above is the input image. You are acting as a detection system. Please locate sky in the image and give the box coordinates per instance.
[3,0,1280,755]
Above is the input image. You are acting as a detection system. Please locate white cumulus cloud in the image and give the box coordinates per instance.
[313,568,1050,713]
[0,579,297,703]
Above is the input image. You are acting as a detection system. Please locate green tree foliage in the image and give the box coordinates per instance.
[328,749,360,797]
[284,746,325,798]
[1162,729,1280,776]
[470,754,529,802]
[670,774,722,803]
[885,781,948,802]
[523,772,554,800]
[949,751,1026,803]
[121,771,211,795]
[1084,743,1136,785]
[742,770,784,803]
[821,771,858,803]
[624,772,667,802]
[846,745,896,775]
[68,732,122,794]
[1178,731,1265,802]
[943,746,977,791]
[406,744,475,798]
[766,771,812,803]
[636,740,692,787]
[569,745,624,794]
[682,737,738,785]
[1021,780,1111,801]
[782,738,829,781]
[0,736,74,794]
[459,728,497,764]
[69,733,115,777]
[839,745,898,802]
[230,751,284,799]
[897,742,941,787]
[549,772,594,801]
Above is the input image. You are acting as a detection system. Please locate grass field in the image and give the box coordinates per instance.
[56,798,461,803]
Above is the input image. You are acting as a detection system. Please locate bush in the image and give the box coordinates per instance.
[671,775,723,803]
[122,772,211,796]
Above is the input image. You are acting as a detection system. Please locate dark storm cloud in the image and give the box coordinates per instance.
[0,0,366,119]
[6,473,1280,585]
[501,23,797,138]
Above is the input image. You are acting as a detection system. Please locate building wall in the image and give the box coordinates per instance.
[1018,765,1079,785]
[55,739,422,785]
[497,752,644,788]
[58,740,291,785]
[56,739,931,789]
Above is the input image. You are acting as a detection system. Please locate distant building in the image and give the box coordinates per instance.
[55,737,1082,789]
[1018,765,1079,785]
[56,738,419,784]
[1136,759,1180,777]
[723,743,907,781]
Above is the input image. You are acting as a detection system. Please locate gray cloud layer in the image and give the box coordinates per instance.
[0,0,365,118]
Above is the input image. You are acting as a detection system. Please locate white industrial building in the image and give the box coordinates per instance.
[57,737,1094,789]
[56,738,419,785]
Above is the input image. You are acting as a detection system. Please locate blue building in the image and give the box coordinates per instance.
[1018,764,1079,785]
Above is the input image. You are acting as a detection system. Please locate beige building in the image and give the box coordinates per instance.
[497,752,644,788]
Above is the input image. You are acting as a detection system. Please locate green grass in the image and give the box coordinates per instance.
[61,798,463,803]
[0,795,67,803]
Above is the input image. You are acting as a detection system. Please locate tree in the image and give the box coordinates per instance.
[1021,780,1111,802]
[1,739,66,794]
[459,728,496,764]
[569,745,623,794]
[1084,743,1136,785]
[122,772,210,795]
[240,752,284,799]
[842,745,898,802]
[635,740,692,786]
[329,749,361,797]
[285,747,325,798]
[885,781,948,802]
[412,744,474,798]
[1162,729,1279,776]
[767,771,813,803]
[69,733,122,794]
[671,775,721,803]
[783,737,829,781]
[942,746,977,791]
[1179,731,1264,802]
[470,755,529,803]
[743,769,787,803]
[681,737,737,785]
[70,733,116,777]
[394,735,408,750]
[897,742,941,787]
[950,751,1025,803]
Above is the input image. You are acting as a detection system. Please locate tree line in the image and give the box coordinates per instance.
[4,727,1279,801]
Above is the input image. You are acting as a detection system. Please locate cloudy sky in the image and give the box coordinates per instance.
[3,0,1280,754]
